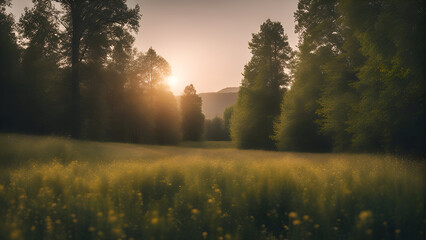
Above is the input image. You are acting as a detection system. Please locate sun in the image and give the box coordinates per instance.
[166,75,178,87]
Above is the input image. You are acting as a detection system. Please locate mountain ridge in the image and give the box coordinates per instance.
[198,87,239,119]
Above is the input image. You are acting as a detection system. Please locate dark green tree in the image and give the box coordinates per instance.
[276,0,424,155]
[204,117,227,141]
[231,19,293,149]
[181,84,205,141]
[0,0,22,131]
[223,106,233,140]
[104,25,136,142]
[343,0,424,154]
[78,27,135,140]
[123,48,179,144]
[313,0,364,151]
[18,0,64,134]
[274,0,339,152]
[54,0,141,137]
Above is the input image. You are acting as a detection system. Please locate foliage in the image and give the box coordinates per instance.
[343,0,424,154]
[0,0,22,132]
[181,84,205,141]
[204,117,228,141]
[152,89,181,145]
[1,0,424,154]
[0,0,180,145]
[17,0,66,134]
[231,19,293,149]
[275,0,424,155]
[274,0,338,152]
[51,0,141,137]
[223,106,233,140]
[274,48,333,152]
[119,47,180,145]
[0,134,423,239]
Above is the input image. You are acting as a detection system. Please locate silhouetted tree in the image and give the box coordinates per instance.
[0,0,22,131]
[153,88,180,144]
[181,84,204,141]
[134,47,171,105]
[231,19,293,149]
[123,48,179,144]
[54,0,140,137]
[18,0,65,134]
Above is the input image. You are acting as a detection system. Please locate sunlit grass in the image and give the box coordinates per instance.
[0,134,423,239]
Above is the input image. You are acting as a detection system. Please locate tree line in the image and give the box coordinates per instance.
[0,0,207,144]
[230,0,424,155]
[1,0,423,154]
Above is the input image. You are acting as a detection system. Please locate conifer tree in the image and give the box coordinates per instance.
[231,19,292,149]
[181,84,204,141]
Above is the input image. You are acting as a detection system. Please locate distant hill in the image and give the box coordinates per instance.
[198,87,239,119]
[217,87,240,93]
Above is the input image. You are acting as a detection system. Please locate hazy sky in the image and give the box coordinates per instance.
[9,0,299,94]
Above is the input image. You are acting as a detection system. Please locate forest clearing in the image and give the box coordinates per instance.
[0,134,423,239]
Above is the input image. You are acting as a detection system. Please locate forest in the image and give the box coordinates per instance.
[1,0,424,156]
[231,0,424,155]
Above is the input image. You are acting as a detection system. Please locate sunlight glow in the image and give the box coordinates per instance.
[167,75,179,88]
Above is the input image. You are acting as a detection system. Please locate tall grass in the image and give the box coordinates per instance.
[0,134,423,239]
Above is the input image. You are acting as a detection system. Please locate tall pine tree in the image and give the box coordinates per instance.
[231,19,292,149]
[181,84,204,141]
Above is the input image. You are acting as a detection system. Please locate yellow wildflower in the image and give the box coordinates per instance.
[191,209,200,215]
[151,217,159,224]
[292,220,301,225]
[10,230,21,239]
[289,212,298,218]
[359,210,372,221]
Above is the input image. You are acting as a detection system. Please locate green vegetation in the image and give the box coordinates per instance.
[204,117,228,141]
[1,134,423,239]
[181,84,205,141]
[274,0,424,155]
[1,0,183,144]
[231,19,293,150]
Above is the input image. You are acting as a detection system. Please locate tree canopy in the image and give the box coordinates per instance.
[275,0,424,155]
[0,0,183,145]
[231,19,293,149]
[0,0,423,154]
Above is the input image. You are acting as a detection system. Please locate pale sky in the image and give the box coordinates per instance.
[9,0,299,95]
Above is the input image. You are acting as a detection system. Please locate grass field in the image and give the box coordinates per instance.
[0,134,424,240]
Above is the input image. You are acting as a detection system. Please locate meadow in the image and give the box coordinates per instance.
[0,134,423,240]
